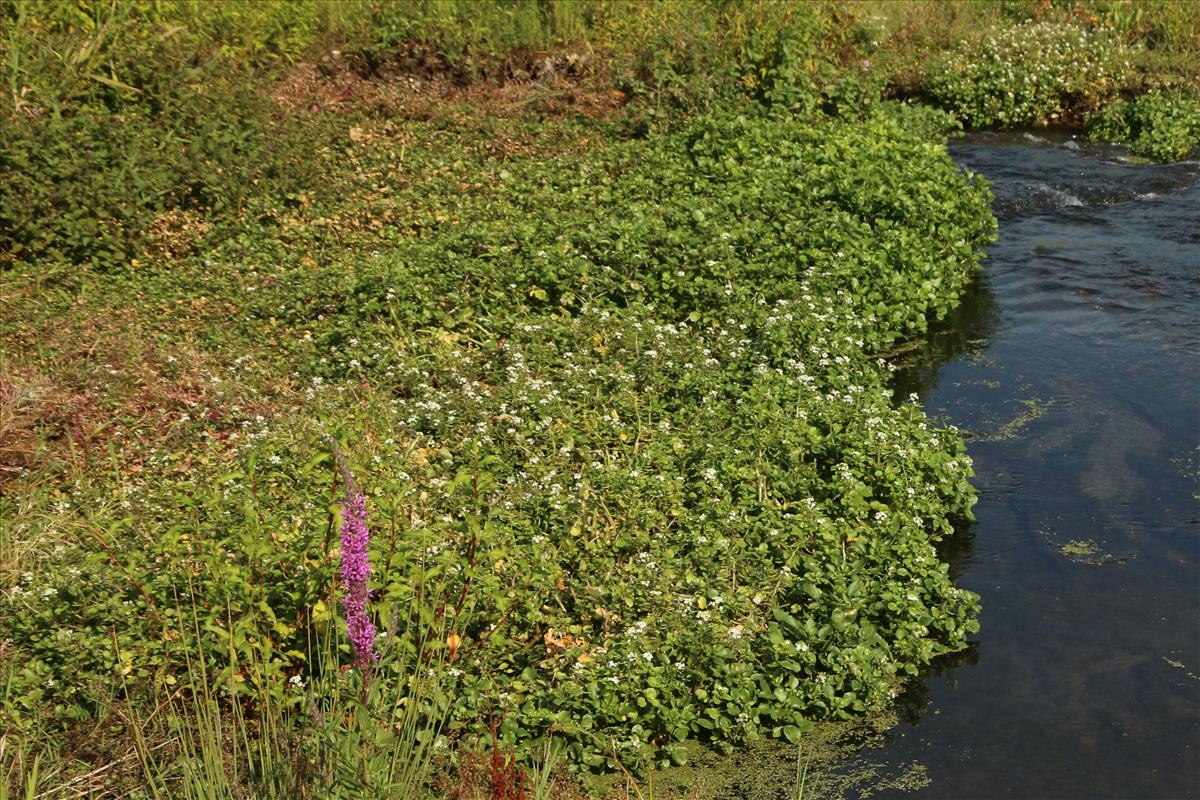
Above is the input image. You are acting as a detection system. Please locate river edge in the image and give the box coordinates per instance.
[630,131,1200,799]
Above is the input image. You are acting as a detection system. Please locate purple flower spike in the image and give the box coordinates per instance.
[339,491,378,668]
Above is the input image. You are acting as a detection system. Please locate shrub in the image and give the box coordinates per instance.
[1088,90,1200,161]
[924,20,1133,127]
[0,1,340,270]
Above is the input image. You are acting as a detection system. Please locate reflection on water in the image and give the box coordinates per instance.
[868,132,1200,800]
[890,274,1002,411]
[893,643,982,728]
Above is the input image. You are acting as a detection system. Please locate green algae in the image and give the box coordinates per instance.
[1059,539,1099,558]
[965,396,1056,442]
[593,710,930,799]
[1040,530,1137,566]
[1162,656,1199,682]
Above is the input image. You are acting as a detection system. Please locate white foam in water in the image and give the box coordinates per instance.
[1035,182,1085,207]
[1022,132,1049,145]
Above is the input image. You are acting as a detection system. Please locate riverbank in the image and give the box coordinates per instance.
[0,2,1194,797]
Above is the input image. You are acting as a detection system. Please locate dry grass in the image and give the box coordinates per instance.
[0,373,46,490]
[271,44,624,127]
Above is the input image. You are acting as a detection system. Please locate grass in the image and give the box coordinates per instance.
[0,738,39,800]
[793,741,810,800]
[127,585,452,800]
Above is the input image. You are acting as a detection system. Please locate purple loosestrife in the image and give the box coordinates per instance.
[340,491,378,668]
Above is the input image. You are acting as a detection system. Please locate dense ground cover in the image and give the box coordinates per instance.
[858,0,1198,154]
[1086,89,1200,159]
[0,1,1193,797]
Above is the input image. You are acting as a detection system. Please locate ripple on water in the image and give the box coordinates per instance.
[871,135,1200,800]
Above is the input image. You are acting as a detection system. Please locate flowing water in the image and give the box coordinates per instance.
[868,132,1200,799]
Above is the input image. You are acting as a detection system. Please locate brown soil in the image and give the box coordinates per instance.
[272,43,626,123]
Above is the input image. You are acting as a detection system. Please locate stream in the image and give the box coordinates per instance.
[871,131,1200,798]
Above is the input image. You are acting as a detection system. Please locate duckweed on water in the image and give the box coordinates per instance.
[1162,657,1200,682]
[1170,445,1200,501]
[1042,532,1136,566]
[1059,539,1100,558]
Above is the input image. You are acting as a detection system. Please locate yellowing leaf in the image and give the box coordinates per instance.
[312,600,329,621]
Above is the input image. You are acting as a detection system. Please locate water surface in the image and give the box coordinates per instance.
[873,131,1200,799]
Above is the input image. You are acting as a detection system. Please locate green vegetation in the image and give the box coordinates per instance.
[1,0,1194,797]
[1087,90,1200,160]
[0,101,991,791]
[1042,532,1135,566]
[923,21,1131,127]
[1059,539,1100,558]
[855,0,1198,151]
[0,0,354,269]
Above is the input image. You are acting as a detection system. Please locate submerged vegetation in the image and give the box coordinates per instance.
[0,0,1195,796]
